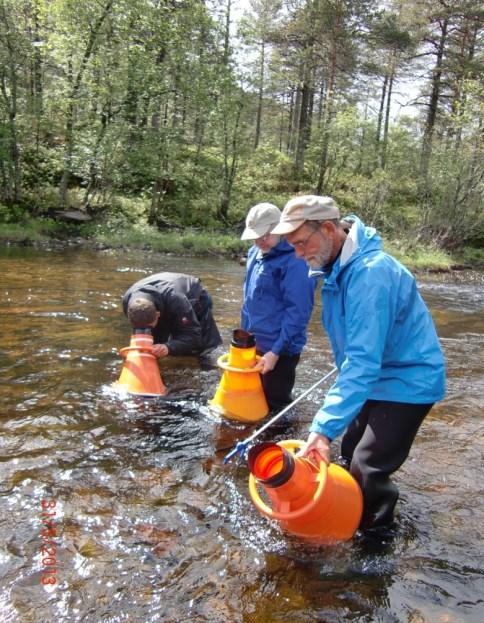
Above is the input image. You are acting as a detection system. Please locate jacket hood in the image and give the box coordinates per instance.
[309,215,382,284]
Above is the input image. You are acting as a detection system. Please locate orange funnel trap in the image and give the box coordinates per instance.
[209,329,268,423]
[113,331,167,397]
[248,440,363,543]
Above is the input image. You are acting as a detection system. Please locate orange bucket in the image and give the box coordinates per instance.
[248,439,363,543]
[113,331,168,397]
[209,330,268,423]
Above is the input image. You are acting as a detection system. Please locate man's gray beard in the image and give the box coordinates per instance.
[307,251,331,270]
[307,258,322,269]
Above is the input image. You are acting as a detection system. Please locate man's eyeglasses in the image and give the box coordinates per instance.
[290,226,320,250]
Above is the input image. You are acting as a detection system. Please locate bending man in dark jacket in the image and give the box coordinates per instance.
[122,272,222,364]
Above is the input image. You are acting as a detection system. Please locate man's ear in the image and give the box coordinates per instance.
[151,311,161,327]
[320,220,337,238]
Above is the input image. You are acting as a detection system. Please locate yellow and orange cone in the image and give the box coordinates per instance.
[248,439,363,543]
[113,331,167,397]
[209,330,268,423]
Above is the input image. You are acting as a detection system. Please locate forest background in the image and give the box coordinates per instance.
[0,0,483,266]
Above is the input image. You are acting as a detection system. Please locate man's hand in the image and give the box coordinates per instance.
[151,343,169,358]
[298,431,331,465]
[254,351,279,374]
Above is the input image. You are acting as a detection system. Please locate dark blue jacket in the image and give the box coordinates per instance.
[241,239,315,355]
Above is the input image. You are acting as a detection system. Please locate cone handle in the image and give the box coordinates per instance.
[248,440,327,521]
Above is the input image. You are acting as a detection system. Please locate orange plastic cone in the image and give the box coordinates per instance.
[113,331,167,396]
[209,329,268,422]
[248,440,363,543]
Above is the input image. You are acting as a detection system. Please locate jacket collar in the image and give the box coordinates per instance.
[308,215,380,287]
[256,238,294,260]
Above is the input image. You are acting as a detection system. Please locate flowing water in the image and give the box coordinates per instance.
[0,244,483,623]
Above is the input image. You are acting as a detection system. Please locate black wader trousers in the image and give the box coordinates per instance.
[340,400,434,530]
[195,291,222,358]
[258,353,300,411]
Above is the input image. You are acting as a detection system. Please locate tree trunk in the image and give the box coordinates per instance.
[452,20,478,153]
[190,121,206,183]
[223,0,232,67]
[58,0,115,207]
[149,178,164,225]
[218,102,242,223]
[286,87,295,153]
[254,41,265,149]
[289,86,301,155]
[420,17,448,185]
[83,105,112,207]
[356,86,371,174]
[125,41,139,128]
[278,92,286,151]
[294,80,312,177]
[8,105,21,203]
[0,2,22,203]
[58,59,74,206]
[32,4,43,153]
[381,51,396,170]
[316,39,337,194]
[375,74,388,166]
[316,79,325,127]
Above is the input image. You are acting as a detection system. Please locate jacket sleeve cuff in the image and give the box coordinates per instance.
[309,418,334,442]
[271,339,285,356]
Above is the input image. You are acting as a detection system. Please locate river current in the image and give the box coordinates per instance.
[0,245,483,622]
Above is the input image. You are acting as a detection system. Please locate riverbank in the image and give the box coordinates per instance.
[0,218,482,272]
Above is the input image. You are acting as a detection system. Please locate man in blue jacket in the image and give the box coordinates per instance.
[241,203,315,410]
[272,195,446,531]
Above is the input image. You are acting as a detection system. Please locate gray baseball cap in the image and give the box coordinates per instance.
[241,203,282,240]
[271,195,340,235]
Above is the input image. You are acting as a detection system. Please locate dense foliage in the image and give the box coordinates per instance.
[0,0,482,249]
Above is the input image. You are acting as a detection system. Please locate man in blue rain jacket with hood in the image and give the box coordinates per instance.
[272,195,446,532]
[241,203,315,410]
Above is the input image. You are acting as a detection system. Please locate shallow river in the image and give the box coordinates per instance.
[0,245,483,623]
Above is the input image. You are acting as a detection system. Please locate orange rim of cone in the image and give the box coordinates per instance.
[248,439,327,521]
[216,353,263,373]
[119,346,154,357]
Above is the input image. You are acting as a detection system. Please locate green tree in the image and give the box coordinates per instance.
[0,0,29,203]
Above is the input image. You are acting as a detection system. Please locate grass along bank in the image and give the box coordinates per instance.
[0,217,482,271]
[0,218,247,257]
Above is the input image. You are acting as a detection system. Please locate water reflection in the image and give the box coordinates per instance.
[0,246,483,622]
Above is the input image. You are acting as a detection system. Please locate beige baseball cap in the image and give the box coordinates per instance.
[271,195,340,235]
[241,203,282,240]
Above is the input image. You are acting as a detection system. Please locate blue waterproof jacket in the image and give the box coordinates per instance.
[310,216,446,441]
[241,239,315,355]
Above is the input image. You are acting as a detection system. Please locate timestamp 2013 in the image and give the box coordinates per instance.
[39,498,59,587]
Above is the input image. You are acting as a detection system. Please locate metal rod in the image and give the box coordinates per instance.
[223,366,338,463]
